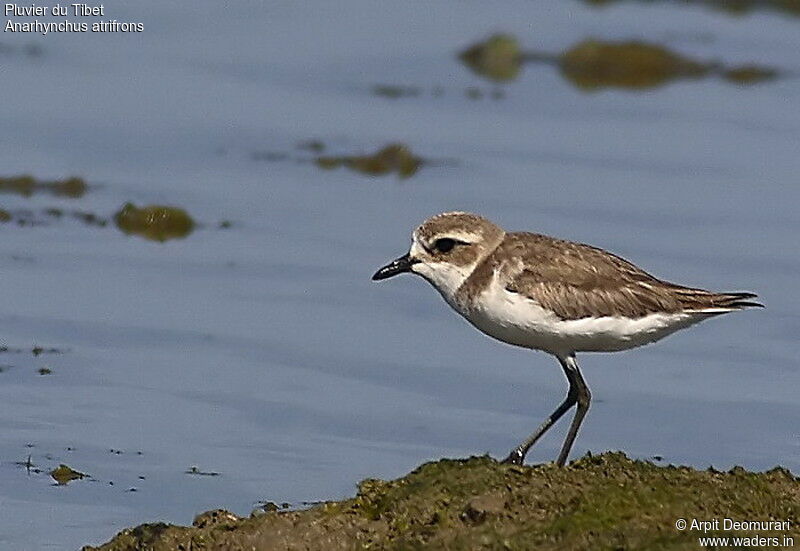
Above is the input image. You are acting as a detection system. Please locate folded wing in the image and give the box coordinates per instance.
[499,233,762,321]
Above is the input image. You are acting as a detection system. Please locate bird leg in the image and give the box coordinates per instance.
[555,354,591,466]
[502,354,590,466]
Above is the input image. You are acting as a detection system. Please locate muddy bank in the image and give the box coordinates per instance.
[85,452,799,550]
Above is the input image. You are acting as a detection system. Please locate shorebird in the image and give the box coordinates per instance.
[372,212,761,466]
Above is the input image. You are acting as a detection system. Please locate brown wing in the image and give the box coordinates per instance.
[498,233,759,320]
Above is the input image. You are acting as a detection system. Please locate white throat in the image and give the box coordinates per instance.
[408,241,473,307]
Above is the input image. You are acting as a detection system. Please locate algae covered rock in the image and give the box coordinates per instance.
[113,203,195,242]
[85,452,799,551]
[192,509,241,529]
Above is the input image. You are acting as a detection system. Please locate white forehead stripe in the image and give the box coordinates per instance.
[413,230,482,245]
[441,231,481,243]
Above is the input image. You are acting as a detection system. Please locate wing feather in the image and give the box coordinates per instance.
[497,233,760,320]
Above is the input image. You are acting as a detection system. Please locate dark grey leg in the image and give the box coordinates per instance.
[555,355,591,467]
[502,354,584,465]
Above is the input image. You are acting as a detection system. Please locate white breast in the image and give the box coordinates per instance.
[458,271,709,356]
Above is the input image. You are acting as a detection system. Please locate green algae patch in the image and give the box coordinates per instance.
[185,466,220,477]
[458,34,780,90]
[459,34,522,82]
[559,41,779,89]
[50,464,87,485]
[0,175,87,198]
[560,40,710,90]
[295,139,326,153]
[3,208,109,229]
[583,0,800,18]
[0,345,64,355]
[84,451,799,551]
[316,143,422,178]
[723,65,780,84]
[0,41,43,57]
[372,84,449,100]
[114,203,195,242]
[372,84,422,98]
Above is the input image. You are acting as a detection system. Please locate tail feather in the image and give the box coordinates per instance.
[715,291,763,309]
[678,290,763,312]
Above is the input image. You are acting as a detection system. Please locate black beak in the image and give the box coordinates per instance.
[372,253,418,281]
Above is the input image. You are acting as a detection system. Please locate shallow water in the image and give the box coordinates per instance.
[1,1,798,548]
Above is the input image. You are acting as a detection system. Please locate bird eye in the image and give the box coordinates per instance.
[433,238,456,253]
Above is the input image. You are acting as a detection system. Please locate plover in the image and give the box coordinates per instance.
[372,212,761,466]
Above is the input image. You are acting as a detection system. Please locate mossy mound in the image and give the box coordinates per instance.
[85,452,799,550]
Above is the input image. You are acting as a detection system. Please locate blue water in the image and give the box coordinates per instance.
[0,1,798,548]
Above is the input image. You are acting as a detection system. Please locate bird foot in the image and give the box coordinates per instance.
[501,449,525,465]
